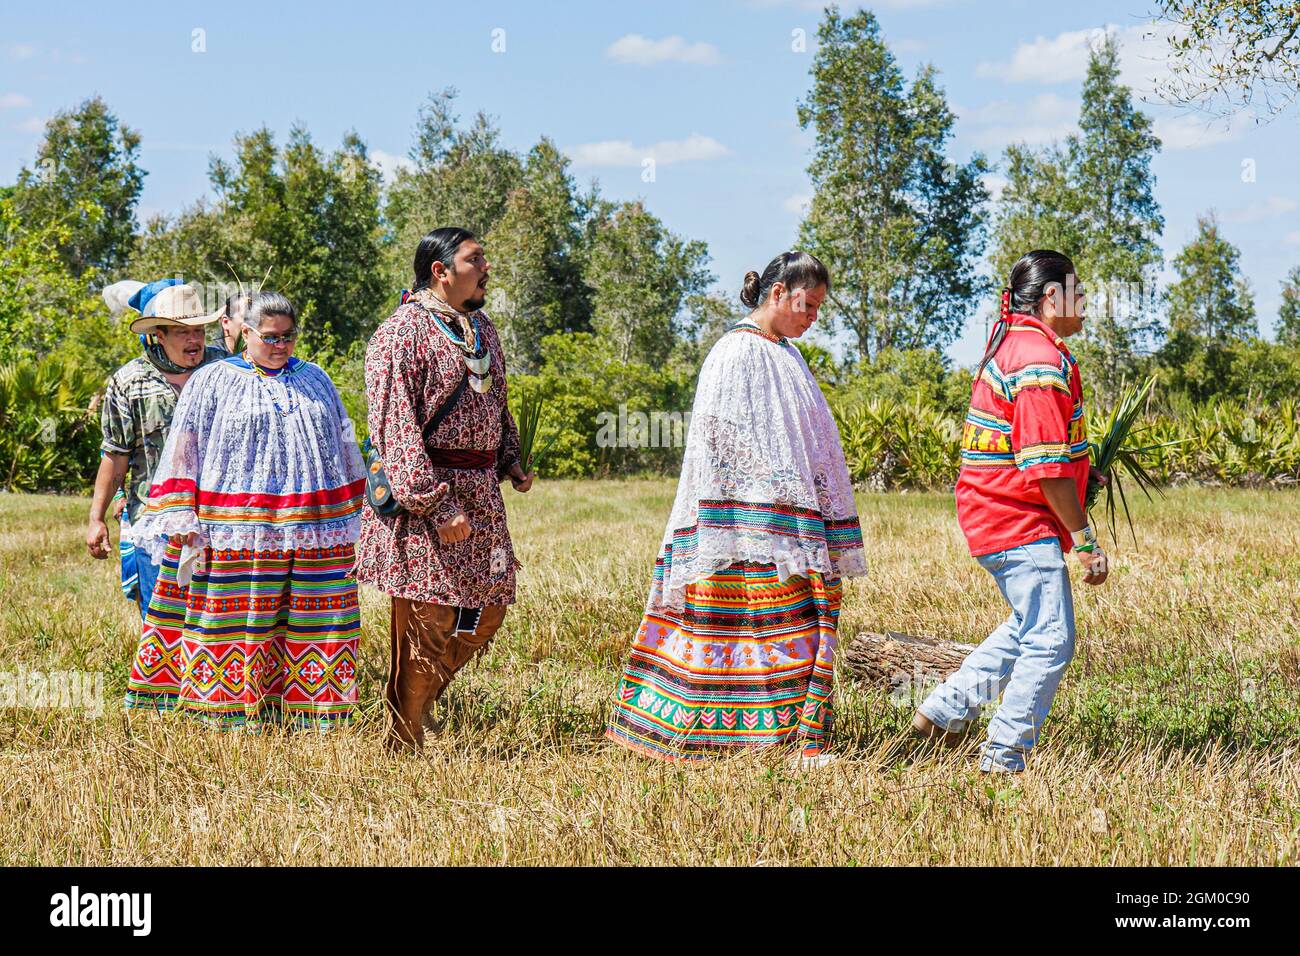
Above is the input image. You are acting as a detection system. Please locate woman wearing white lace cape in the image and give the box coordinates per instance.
[607,252,867,766]
[123,292,368,731]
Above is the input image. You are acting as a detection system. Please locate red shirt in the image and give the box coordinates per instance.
[955,314,1089,556]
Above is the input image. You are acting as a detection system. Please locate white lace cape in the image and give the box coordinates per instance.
[131,358,368,568]
[648,325,868,611]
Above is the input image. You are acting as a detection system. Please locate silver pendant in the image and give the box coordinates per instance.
[464,351,491,375]
[469,372,493,393]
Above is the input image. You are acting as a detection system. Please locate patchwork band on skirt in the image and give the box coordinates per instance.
[607,561,842,760]
[124,538,360,730]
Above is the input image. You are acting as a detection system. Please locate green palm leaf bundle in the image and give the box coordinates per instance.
[1087,375,1185,545]
[516,392,559,475]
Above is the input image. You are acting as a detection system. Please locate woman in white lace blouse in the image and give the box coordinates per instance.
[607,252,867,767]
[123,292,368,731]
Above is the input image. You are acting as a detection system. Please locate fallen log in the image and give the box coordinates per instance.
[842,630,974,692]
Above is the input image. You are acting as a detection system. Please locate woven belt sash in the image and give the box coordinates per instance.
[427,447,497,470]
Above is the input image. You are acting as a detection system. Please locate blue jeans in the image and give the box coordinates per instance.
[119,508,161,620]
[919,537,1076,772]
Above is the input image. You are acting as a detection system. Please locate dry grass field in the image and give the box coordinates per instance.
[1,481,1298,865]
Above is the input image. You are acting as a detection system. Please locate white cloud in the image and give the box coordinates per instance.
[1222,195,1299,224]
[981,172,1008,203]
[957,93,1079,149]
[606,34,721,66]
[0,93,31,109]
[565,133,730,167]
[1152,111,1249,150]
[14,116,44,133]
[8,43,37,60]
[370,149,414,184]
[976,22,1175,95]
[783,192,812,214]
[1286,231,1300,245]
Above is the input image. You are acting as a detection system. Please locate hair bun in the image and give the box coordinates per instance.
[740,270,762,309]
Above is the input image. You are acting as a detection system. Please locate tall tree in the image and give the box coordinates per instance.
[797,6,990,362]
[990,36,1164,395]
[383,89,524,291]
[13,96,144,280]
[484,138,594,371]
[584,201,712,367]
[1277,264,1300,345]
[1069,35,1166,389]
[1154,0,1300,119]
[1166,213,1256,341]
[134,126,386,353]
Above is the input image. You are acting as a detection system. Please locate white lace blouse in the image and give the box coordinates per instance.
[132,356,368,572]
[647,322,868,611]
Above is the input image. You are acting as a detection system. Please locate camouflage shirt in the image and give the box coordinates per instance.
[100,347,229,522]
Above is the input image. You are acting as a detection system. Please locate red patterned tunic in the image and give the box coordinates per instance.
[354,291,522,606]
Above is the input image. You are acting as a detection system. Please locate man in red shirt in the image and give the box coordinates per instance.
[913,251,1109,773]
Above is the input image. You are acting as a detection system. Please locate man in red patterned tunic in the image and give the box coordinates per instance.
[355,228,534,750]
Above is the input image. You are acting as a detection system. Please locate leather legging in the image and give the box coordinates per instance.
[385,598,507,750]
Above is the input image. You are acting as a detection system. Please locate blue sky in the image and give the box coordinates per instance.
[2,0,1297,365]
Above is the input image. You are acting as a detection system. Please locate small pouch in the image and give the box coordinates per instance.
[363,437,403,517]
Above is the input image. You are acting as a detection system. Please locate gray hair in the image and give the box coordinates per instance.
[244,291,297,332]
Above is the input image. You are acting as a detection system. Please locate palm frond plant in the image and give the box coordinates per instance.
[1086,375,1186,546]
[516,392,559,475]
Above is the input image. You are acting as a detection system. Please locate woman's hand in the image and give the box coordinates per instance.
[1089,465,1109,489]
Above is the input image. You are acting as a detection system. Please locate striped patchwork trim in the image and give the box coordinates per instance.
[659,501,865,573]
[147,477,365,525]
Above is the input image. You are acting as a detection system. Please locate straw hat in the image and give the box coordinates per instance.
[128,284,222,333]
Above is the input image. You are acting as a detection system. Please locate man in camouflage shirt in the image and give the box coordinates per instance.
[86,280,227,617]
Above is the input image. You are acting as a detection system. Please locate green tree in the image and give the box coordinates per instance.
[1154,0,1300,119]
[1278,264,1300,345]
[991,36,1164,397]
[135,126,386,354]
[13,96,144,280]
[485,138,594,372]
[1165,213,1256,341]
[1069,35,1165,388]
[0,194,128,372]
[584,201,712,367]
[797,6,990,362]
[383,89,524,292]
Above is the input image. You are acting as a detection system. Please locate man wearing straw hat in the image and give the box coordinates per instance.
[86,280,228,618]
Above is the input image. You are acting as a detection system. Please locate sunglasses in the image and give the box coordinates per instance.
[244,325,298,347]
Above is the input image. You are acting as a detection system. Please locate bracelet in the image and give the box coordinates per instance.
[1073,543,1095,554]
[1071,525,1097,551]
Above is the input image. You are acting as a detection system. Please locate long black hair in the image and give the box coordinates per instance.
[975,249,1075,380]
[740,251,830,309]
[412,227,476,291]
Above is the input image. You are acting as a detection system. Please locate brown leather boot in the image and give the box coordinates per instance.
[385,599,457,752]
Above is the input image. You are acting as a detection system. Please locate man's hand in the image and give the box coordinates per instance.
[508,461,534,493]
[437,511,472,544]
[1077,547,1109,586]
[86,520,111,560]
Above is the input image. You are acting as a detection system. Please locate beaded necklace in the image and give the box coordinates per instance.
[729,319,789,346]
[422,292,493,392]
[245,353,298,416]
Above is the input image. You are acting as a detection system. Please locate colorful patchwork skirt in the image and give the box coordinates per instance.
[124,539,360,730]
[607,561,842,760]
